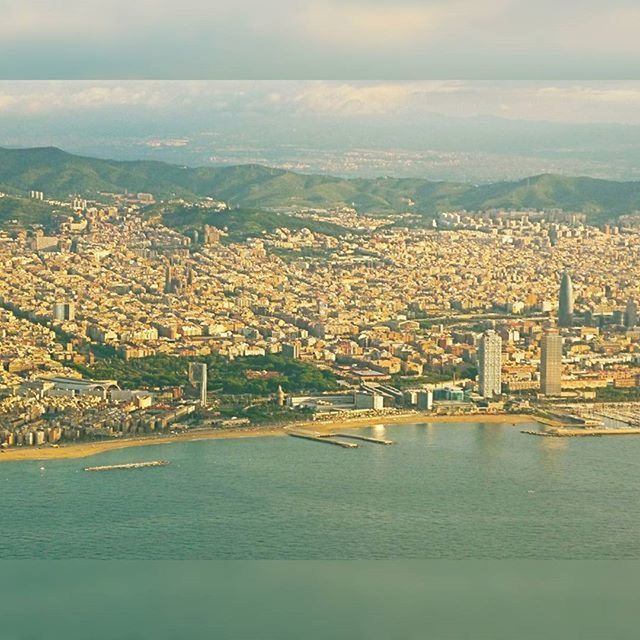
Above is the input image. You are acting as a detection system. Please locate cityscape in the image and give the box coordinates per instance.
[2,163,640,456]
[4,0,640,634]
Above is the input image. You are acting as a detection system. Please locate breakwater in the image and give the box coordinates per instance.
[84,460,170,471]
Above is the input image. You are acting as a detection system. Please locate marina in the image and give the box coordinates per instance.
[593,410,640,427]
[83,460,170,472]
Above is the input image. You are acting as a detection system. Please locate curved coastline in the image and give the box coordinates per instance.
[0,413,535,463]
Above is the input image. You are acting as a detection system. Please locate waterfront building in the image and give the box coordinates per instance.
[558,272,574,328]
[188,362,208,407]
[417,389,433,410]
[540,329,562,396]
[478,330,502,398]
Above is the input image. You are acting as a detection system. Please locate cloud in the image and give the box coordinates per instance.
[0,81,254,114]
[0,82,172,113]
[533,86,640,103]
[2,81,640,125]
[0,81,465,116]
[290,82,464,115]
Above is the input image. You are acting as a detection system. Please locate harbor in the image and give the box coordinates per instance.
[526,402,640,436]
[83,460,170,472]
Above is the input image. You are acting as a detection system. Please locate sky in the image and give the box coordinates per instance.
[1,0,639,78]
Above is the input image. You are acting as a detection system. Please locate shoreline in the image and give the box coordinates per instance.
[0,412,535,463]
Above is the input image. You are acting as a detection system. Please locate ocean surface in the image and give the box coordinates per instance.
[3,420,640,559]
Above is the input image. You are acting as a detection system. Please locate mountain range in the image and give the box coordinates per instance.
[1,146,639,223]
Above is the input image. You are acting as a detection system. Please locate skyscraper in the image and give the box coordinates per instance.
[188,362,208,407]
[540,329,562,396]
[558,272,574,328]
[478,330,502,398]
[624,299,638,329]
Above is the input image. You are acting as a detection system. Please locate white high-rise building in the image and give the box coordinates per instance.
[540,330,562,396]
[478,330,502,398]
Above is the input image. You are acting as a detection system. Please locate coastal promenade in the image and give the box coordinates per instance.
[0,412,534,463]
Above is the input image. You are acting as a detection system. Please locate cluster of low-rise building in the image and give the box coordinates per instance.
[2,196,640,447]
[0,375,199,449]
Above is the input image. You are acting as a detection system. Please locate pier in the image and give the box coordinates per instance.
[287,431,358,448]
[593,410,640,427]
[84,460,170,471]
[331,433,394,445]
[522,428,640,438]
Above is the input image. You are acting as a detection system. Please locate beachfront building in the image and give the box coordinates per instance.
[540,330,563,396]
[478,330,502,398]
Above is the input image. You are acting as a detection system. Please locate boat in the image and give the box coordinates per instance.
[83,460,170,472]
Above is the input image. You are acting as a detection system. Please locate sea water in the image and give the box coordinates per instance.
[3,421,640,559]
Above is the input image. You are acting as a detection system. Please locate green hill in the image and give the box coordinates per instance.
[1,146,639,222]
[150,205,353,242]
[0,194,58,228]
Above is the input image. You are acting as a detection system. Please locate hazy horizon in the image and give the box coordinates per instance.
[2,81,640,182]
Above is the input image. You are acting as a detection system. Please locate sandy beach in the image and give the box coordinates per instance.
[0,412,535,463]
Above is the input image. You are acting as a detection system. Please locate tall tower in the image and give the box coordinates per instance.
[478,330,502,398]
[558,272,574,328]
[188,362,208,407]
[164,264,174,294]
[540,330,562,396]
[624,299,638,329]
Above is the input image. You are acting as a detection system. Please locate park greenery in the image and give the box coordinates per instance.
[0,195,57,229]
[150,205,351,242]
[595,386,640,402]
[75,354,340,396]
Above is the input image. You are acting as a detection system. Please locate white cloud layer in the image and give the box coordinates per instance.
[290,82,463,115]
[2,81,640,124]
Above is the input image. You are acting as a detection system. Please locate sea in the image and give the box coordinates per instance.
[3,420,640,559]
